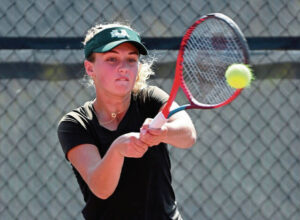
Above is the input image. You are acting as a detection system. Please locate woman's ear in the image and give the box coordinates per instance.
[84,60,95,77]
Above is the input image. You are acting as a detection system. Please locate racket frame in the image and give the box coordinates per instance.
[165,13,250,118]
[150,13,250,128]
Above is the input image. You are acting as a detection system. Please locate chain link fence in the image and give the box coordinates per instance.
[1,0,300,220]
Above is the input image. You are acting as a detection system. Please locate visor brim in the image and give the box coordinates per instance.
[92,40,148,55]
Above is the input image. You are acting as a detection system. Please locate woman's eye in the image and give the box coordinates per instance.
[107,57,117,62]
[128,58,138,63]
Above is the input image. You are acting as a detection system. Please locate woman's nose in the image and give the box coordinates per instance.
[118,61,129,73]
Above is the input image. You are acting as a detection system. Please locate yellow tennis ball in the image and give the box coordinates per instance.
[225,64,254,89]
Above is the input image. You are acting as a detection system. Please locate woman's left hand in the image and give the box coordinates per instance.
[139,118,168,147]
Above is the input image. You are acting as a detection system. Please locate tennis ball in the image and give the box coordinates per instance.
[225,64,254,89]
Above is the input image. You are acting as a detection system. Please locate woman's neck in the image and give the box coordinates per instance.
[93,92,131,123]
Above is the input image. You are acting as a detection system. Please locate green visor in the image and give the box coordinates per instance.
[84,27,148,58]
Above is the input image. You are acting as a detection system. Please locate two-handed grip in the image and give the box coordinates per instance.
[149,111,167,129]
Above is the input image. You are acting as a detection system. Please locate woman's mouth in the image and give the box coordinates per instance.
[116,77,129,81]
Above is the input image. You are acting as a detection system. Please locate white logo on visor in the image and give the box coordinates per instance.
[111,29,129,38]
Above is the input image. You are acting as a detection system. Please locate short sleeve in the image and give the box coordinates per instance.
[57,114,96,160]
[148,86,169,107]
[136,86,169,118]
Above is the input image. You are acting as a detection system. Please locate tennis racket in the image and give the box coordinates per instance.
[150,13,250,128]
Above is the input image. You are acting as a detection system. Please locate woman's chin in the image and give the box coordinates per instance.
[113,85,133,95]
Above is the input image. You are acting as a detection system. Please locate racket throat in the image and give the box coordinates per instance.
[162,81,180,118]
[168,104,190,118]
[162,107,170,118]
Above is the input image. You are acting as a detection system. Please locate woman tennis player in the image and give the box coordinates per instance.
[57,23,196,220]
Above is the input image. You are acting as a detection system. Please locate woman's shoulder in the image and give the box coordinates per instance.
[132,86,169,116]
[58,100,94,125]
[134,86,168,100]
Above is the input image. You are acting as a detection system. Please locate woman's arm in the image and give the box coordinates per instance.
[140,102,197,148]
[67,132,148,199]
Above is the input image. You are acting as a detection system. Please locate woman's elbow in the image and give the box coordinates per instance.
[187,129,197,148]
[88,174,114,200]
[184,114,197,148]
[177,121,197,148]
[192,131,197,146]
[89,184,113,200]
[94,191,112,200]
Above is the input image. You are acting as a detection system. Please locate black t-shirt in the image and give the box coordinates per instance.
[57,86,183,220]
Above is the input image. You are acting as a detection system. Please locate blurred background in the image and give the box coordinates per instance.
[0,0,299,219]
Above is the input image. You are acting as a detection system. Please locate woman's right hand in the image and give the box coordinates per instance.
[112,132,148,158]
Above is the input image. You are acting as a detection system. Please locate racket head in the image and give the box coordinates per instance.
[176,13,250,110]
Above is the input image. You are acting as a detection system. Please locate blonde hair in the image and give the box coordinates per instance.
[83,23,154,93]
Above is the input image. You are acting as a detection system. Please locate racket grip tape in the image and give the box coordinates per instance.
[149,111,167,129]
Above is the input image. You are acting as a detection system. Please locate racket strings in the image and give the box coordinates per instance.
[182,18,245,105]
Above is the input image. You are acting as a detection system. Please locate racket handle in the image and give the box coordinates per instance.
[150,111,167,129]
